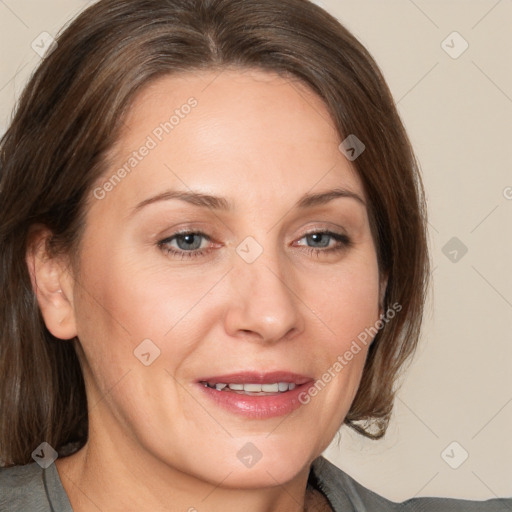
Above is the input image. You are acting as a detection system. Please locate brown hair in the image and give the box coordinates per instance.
[0,0,429,466]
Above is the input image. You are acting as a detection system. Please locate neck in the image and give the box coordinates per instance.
[56,421,317,512]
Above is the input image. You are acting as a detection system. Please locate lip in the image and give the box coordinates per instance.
[197,371,313,385]
[196,371,314,419]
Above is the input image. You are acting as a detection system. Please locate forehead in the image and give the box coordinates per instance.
[99,67,366,214]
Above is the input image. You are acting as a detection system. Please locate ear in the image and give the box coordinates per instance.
[26,226,77,340]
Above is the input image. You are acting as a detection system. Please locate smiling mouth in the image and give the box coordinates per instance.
[200,381,297,395]
[196,372,314,418]
[197,371,312,396]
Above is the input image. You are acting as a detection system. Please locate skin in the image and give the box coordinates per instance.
[28,68,386,512]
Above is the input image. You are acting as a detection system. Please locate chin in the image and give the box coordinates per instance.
[187,435,319,490]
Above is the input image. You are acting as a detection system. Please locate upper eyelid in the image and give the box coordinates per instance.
[162,227,346,239]
[160,228,348,249]
[160,230,211,243]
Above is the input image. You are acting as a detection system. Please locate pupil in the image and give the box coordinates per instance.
[177,234,201,250]
[309,233,329,248]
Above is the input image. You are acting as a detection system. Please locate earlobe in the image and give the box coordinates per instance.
[26,227,77,340]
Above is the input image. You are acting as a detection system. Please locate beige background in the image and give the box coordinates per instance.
[1,0,511,502]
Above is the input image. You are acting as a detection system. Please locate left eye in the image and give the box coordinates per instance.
[297,232,338,249]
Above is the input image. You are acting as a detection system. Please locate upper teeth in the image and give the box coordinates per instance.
[208,382,296,392]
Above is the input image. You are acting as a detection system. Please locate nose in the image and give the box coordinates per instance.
[223,246,305,344]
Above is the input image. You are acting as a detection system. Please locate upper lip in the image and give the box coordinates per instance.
[197,371,313,385]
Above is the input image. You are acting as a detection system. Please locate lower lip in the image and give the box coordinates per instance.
[197,383,312,419]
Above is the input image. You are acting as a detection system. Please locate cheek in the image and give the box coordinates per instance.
[73,240,225,374]
[309,253,381,343]
[297,250,381,416]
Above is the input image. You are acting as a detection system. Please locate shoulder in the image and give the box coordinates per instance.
[311,456,512,512]
[0,462,57,512]
[311,456,404,511]
[400,495,512,511]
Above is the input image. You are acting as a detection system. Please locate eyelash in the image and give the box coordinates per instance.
[158,229,352,260]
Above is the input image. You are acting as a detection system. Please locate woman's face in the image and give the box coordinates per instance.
[68,68,384,487]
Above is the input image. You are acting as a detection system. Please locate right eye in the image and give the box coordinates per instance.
[158,231,214,259]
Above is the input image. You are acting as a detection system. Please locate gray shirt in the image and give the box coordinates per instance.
[0,456,510,511]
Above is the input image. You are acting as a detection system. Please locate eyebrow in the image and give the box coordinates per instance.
[132,186,365,214]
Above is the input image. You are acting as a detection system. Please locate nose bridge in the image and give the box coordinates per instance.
[225,235,303,342]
